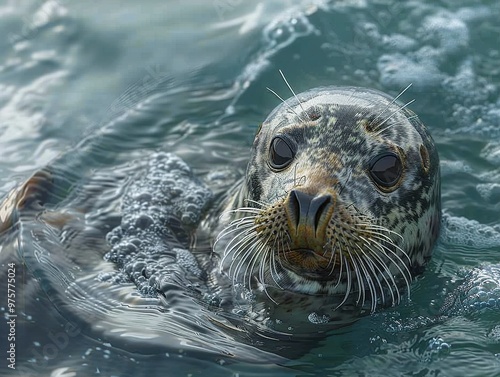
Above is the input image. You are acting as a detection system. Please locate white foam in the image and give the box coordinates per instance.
[377,53,444,91]
[481,142,500,165]
[476,183,500,203]
[420,11,469,55]
[440,213,500,249]
[439,160,472,176]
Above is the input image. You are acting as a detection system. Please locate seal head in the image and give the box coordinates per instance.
[214,86,441,325]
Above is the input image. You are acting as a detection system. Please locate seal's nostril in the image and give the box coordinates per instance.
[287,190,332,232]
[288,190,301,228]
[312,195,331,230]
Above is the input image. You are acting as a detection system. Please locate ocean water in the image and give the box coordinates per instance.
[1,0,500,376]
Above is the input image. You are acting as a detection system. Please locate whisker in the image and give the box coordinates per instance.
[354,252,378,312]
[359,250,387,308]
[322,239,331,257]
[243,199,268,208]
[216,214,256,230]
[269,230,286,290]
[215,219,257,243]
[368,83,412,128]
[220,208,262,218]
[259,250,279,305]
[374,252,401,305]
[359,235,397,305]
[361,224,405,242]
[369,238,412,300]
[229,243,255,287]
[374,98,416,136]
[240,242,259,286]
[266,86,308,122]
[279,69,307,117]
[220,225,256,255]
[365,232,407,265]
[218,214,257,227]
[334,245,345,289]
[338,213,412,306]
[350,221,408,259]
[345,88,357,105]
[258,231,275,277]
[357,254,376,311]
[327,243,338,278]
[277,229,292,279]
[366,232,412,266]
[270,249,284,290]
[335,257,352,310]
[244,240,267,291]
[225,208,263,214]
[222,229,259,274]
[347,245,365,306]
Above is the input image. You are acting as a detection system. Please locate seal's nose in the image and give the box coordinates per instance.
[287,189,333,234]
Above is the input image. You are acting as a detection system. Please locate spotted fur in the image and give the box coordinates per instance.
[212,86,441,331]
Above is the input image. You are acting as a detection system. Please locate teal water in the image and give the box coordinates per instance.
[1,0,500,376]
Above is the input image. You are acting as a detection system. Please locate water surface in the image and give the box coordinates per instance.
[1,0,500,376]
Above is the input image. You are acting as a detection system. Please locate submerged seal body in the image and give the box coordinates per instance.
[212,86,441,330]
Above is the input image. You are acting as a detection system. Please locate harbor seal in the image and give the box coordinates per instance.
[0,84,441,360]
[211,86,441,332]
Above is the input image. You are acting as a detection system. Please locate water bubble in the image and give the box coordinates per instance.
[104,153,212,300]
[308,312,330,324]
[446,265,500,316]
[440,213,500,249]
[426,337,451,359]
[134,214,154,230]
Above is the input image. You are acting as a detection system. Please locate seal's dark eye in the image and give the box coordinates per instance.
[269,136,295,169]
[369,153,402,188]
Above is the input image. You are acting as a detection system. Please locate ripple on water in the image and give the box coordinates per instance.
[3,0,500,375]
[15,152,285,375]
[222,3,319,116]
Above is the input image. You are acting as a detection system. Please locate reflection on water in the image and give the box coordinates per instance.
[1,0,500,376]
[2,149,289,375]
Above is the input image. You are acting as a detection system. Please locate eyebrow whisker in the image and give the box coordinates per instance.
[279,69,307,118]
[266,86,308,122]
